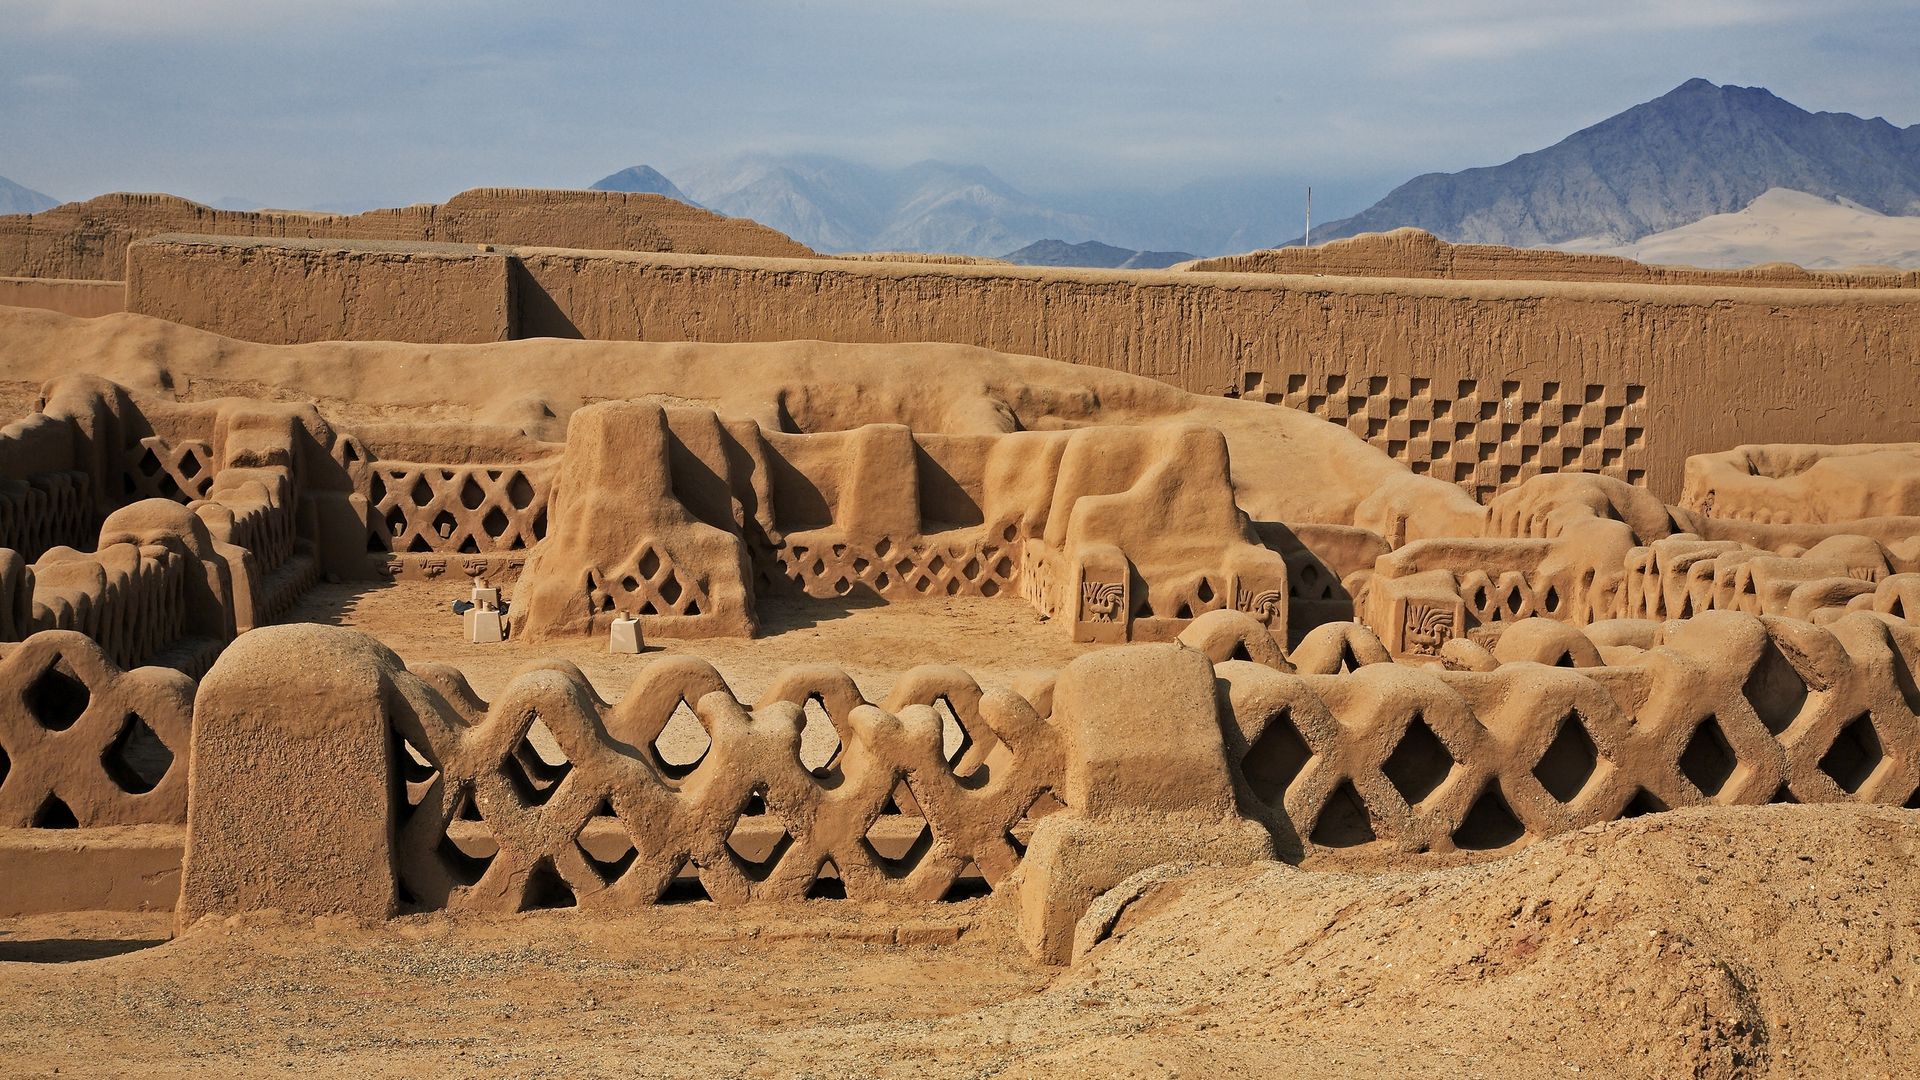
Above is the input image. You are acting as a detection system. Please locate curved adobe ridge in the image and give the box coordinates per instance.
[387,650,1064,912]
[1220,609,1920,864]
[1186,227,1920,289]
[0,186,815,280]
[0,306,1485,541]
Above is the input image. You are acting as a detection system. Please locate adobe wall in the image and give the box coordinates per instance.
[1185,228,1920,289]
[0,187,816,281]
[505,247,1920,500]
[126,236,516,345]
[113,236,1920,499]
[0,277,124,318]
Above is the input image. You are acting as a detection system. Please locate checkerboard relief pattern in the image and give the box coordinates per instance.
[1245,373,1649,501]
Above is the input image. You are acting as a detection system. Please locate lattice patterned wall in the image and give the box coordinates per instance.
[1244,373,1649,501]
[1223,614,1920,861]
[0,472,92,563]
[0,630,194,827]
[767,524,1021,602]
[389,656,1062,911]
[587,542,711,618]
[367,463,551,557]
[123,436,215,505]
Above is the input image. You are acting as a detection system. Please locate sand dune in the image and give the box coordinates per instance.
[1562,188,1920,269]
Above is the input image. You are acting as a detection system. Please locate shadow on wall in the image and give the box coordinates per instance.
[509,262,582,340]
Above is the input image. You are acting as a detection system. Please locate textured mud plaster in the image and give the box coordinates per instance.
[0,277,124,317]
[1012,643,1272,964]
[178,624,398,928]
[127,236,516,346]
[0,187,816,281]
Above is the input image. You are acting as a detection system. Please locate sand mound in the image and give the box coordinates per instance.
[0,805,1912,1076]
[1023,803,1919,1077]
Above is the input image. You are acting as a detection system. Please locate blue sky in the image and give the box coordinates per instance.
[2,0,1916,216]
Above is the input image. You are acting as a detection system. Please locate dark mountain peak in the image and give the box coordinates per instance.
[590,165,697,207]
[1296,82,1920,249]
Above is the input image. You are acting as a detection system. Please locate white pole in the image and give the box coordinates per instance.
[1305,186,1312,247]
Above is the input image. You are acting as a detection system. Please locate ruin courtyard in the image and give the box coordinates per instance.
[0,183,1918,1078]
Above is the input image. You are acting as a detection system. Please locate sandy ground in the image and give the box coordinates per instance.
[284,580,1098,705]
[2,804,1916,1078]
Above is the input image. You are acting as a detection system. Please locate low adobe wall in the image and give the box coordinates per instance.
[119,237,1920,500]
[0,277,124,318]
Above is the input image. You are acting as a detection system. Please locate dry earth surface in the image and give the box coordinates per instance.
[1,804,1913,1076]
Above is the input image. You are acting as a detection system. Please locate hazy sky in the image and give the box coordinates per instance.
[2,0,1916,215]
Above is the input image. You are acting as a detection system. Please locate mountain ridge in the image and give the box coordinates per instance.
[1298,79,1920,247]
[0,174,57,215]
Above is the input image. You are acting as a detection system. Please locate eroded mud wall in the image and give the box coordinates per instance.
[0,188,816,281]
[119,238,1920,499]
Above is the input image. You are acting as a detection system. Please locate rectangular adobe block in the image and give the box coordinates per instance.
[178,624,399,927]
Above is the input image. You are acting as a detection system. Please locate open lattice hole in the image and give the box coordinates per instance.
[798,697,841,775]
[438,788,498,886]
[1382,713,1452,807]
[1453,781,1525,850]
[933,697,971,767]
[1242,708,1311,809]
[578,818,638,887]
[521,857,578,910]
[806,858,848,900]
[1308,780,1376,848]
[1678,715,1738,799]
[102,713,172,795]
[861,804,933,878]
[1532,712,1597,804]
[652,700,711,781]
[1743,638,1810,736]
[725,791,794,883]
[25,656,89,731]
[1819,713,1885,795]
[503,717,572,807]
[31,793,78,829]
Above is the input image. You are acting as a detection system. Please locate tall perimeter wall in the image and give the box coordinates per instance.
[120,235,1920,501]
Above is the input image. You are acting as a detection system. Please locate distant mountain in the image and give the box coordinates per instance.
[1001,238,1196,270]
[0,174,57,214]
[1301,79,1920,248]
[590,165,698,206]
[665,155,1101,255]
[1561,187,1920,269]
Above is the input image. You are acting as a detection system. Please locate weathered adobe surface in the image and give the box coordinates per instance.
[0,187,816,281]
[126,236,517,345]
[1185,226,1920,288]
[0,305,1480,538]
[0,276,123,318]
[109,234,1920,498]
[500,245,1920,500]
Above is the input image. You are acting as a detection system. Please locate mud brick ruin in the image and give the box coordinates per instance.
[2,189,1919,964]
